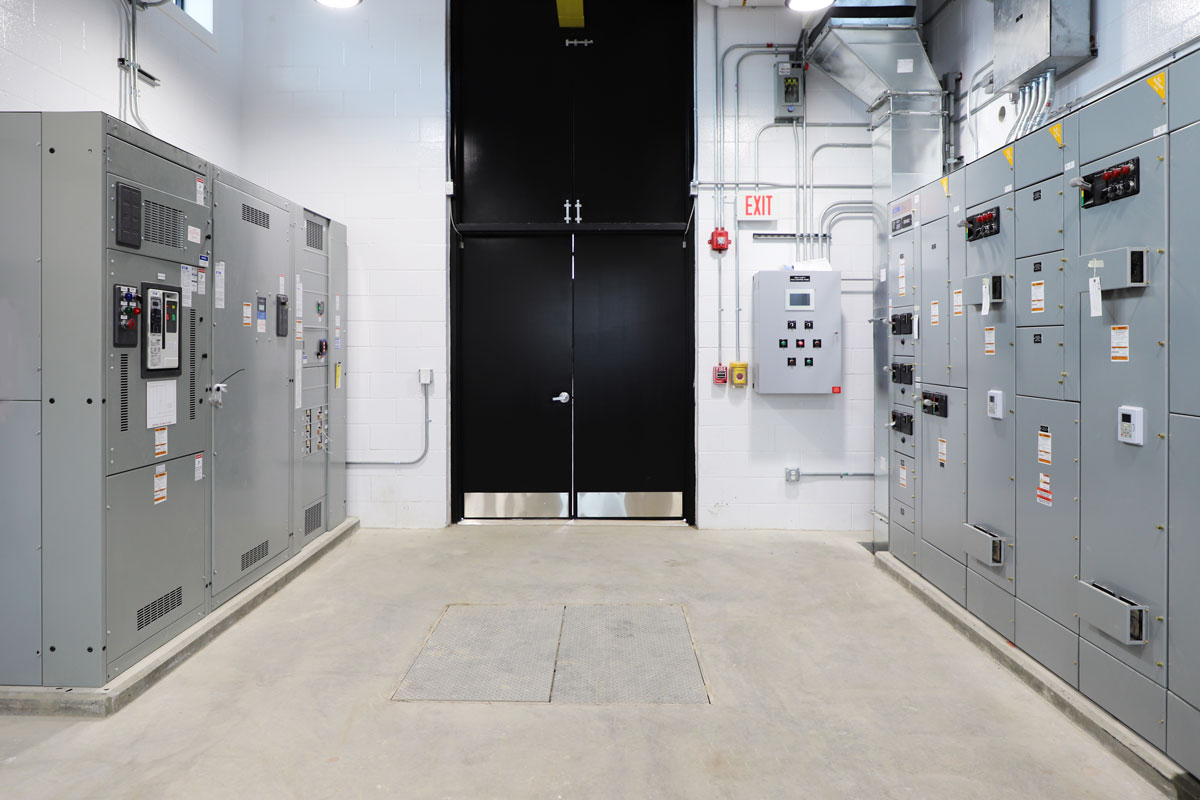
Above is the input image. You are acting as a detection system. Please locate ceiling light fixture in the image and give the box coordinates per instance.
[786,0,834,11]
[315,0,362,8]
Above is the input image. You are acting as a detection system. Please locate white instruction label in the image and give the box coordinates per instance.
[896,58,914,74]
[898,254,906,297]
[879,267,887,283]
[146,380,177,428]
[982,278,992,316]
[984,326,996,356]
[242,302,252,327]
[195,176,206,205]
[1111,325,1130,362]
[194,453,204,482]
[197,267,207,296]
[898,462,908,489]
[952,205,960,213]
[1038,429,1052,465]
[214,262,226,309]
[295,319,304,341]
[154,467,168,505]
[180,264,193,308]
[154,426,168,458]
[1154,124,1168,137]
[1089,274,1103,317]
[1037,472,1053,507]
[937,438,947,465]
[295,350,304,409]
[188,225,202,244]
[953,289,964,317]
[930,300,940,326]
[1065,161,1075,171]
[335,293,341,312]
[1031,280,1045,313]
[279,274,286,296]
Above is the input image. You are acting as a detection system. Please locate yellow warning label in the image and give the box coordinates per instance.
[940,177,950,196]
[1003,146,1014,167]
[1050,123,1063,147]
[1147,72,1166,100]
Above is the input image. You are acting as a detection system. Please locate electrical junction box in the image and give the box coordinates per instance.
[993,0,1091,94]
[752,270,842,394]
[774,62,804,122]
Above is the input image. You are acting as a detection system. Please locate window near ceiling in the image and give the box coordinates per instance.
[171,0,214,34]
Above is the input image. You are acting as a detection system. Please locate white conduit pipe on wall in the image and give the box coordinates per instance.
[808,142,872,261]
[1005,85,1026,144]
[1024,75,1046,137]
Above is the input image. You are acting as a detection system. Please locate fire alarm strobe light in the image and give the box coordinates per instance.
[708,228,730,251]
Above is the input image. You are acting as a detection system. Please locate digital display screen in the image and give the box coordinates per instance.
[789,292,811,307]
[1122,413,1132,423]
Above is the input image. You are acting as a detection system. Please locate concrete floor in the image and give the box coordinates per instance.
[0,526,1169,799]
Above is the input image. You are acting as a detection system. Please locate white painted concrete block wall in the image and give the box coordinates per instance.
[238,0,449,529]
[927,0,1200,162]
[0,0,245,170]
[695,7,876,530]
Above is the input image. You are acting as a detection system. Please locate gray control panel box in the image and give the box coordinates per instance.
[752,270,843,395]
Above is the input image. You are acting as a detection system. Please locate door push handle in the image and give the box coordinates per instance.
[564,200,572,224]
[552,391,570,404]
[574,200,583,224]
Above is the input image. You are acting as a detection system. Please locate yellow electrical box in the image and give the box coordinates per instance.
[730,361,748,387]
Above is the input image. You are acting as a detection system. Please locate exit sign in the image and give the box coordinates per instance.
[737,193,778,220]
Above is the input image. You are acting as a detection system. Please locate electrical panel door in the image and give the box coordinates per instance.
[751,270,843,394]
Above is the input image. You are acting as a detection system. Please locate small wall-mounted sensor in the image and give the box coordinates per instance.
[1117,405,1143,445]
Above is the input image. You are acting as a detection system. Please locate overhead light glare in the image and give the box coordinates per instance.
[315,0,362,8]
[786,0,834,11]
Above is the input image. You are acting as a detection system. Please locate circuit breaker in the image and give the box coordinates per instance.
[774,61,804,122]
[751,270,842,394]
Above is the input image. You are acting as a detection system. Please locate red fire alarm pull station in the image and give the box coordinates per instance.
[708,228,730,251]
[713,364,729,385]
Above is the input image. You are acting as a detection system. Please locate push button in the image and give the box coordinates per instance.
[804,357,814,367]
[813,339,822,348]
[796,339,805,348]
[787,357,797,367]
[778,339,788,348]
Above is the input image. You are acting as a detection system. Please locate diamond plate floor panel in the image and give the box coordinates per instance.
[551,605,709,704]
[392,605,564,702]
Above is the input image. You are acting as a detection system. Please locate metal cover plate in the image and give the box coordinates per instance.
[552,605,708,704]
[392,605,708,705]
[393,605,564,702]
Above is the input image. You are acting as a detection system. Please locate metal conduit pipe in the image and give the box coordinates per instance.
[824,212,875,260]
[345,381,431,466]
[967,59,994,159]
[1023,75,1045,137]
[818,202,876,255]
[718,42,778,227]
[1005,85,1027,144]
[793,120,802,263]
[807,142,872,261]
[1032,70,1056,130]
[754,122,870,187]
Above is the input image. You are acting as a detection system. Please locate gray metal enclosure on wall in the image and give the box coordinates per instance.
[883,58,1200,776]
[0,112,348,689]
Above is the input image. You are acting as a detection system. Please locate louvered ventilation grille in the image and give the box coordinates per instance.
[136,586,182,631]
[241,540,269,571]
[242,203,270,229]
[306,219,324,251]
[143,200,186,249]
[119,354,130,432]
[304,502,323,536]
[188,310,197,420]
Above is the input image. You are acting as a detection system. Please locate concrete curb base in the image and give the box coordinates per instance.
[0,517,360,718]
[875,551,1200,800]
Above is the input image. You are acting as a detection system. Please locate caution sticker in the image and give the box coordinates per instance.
[1037,427,1052,465]
[1111,325,1130,362]
[953,289,964,317]
[242,302,252,326]
[1003,146,1014,166]
[1050,123,1063,147]
[1031,280,1045,313]
[940,177,950,196]
[194,453,204,482]
[930,299,940,326]
[937,437,947,466]
[154,467,168,505]
[899,462,908,489]
[1147,71,1166,100]
[154,426,168,458]
[898,254,906,297]
[984,326,996,356]
[1037,472,1053,507]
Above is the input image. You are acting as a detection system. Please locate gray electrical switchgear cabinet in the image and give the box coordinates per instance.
[751,269,842,394]
[0,113,349,689]
[883,56,1200,777]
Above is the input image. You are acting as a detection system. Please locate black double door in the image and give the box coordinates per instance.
[451,0,694,520]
